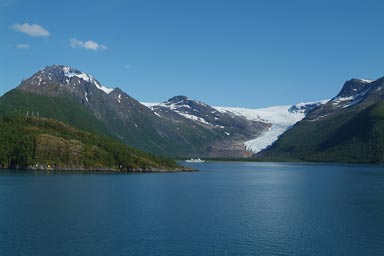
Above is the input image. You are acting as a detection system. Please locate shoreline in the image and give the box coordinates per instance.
[0,166,197,173]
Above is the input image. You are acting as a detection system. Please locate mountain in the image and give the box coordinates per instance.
[143,96,267,138]
[143,96,272,156]
[1,65,274,157]
[15,65,185,155]
[260,77,384,163]
[0,115,183,171]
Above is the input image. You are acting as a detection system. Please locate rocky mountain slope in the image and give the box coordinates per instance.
[261,77,384,162]
[143,96,272,156]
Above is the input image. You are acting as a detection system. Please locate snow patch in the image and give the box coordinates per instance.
[358,79,373,83]
[61,66,114,94]
[141,102,158,109]
[331,88,371,108]
[177,112,211,125]
[142,102,212,125]
[291,99,329,112]
[331,96,354,105]
[90,78,114,94]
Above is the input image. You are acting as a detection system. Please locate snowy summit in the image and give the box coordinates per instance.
[37,65,115,94]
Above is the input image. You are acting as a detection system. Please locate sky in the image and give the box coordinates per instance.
[1,0,383,108]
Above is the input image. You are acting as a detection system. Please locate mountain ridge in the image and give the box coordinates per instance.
[260,75,384,162]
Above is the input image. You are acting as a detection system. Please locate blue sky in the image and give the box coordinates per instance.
[1,0,383,108]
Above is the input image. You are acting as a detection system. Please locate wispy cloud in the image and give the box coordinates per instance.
[70,38,107,51]
[11,23,50,37]
[16,43,30,49]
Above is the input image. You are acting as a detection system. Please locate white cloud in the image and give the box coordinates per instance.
[16,43,30,49]
[11,23,50,37]
[70,38,107,51]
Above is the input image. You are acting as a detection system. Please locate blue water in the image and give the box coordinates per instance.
[0,162,383,256]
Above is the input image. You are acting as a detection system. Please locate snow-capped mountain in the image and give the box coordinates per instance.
[328,78,373,109]
[19,65,115,98]
[143,96,272,157]
[16,65,204,156]
[144,97,325,154]
[143,95,269,138]
[261,76,384,163]
[18,65,163,139]
[144,96,225,127]
[304,77,384,122]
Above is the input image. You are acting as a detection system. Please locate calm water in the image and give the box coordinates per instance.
[0,162,383,256]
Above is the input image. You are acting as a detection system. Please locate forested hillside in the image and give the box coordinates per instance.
[0,115,182,171]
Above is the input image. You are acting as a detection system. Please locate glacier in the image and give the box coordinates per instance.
[214,105,306,153]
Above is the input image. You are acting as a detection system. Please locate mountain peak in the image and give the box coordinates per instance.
[167,95,189,103]
[41,64,83,77]
[335,78,373,99]
[288,100,327,114]
[29,64,115,94]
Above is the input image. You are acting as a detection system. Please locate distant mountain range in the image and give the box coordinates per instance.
[0,65,320,158]
[2,64,383,163]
